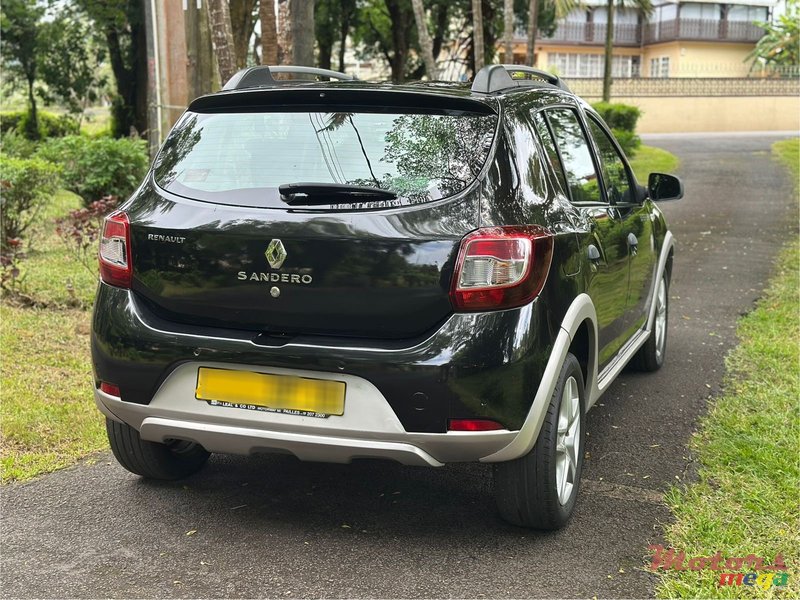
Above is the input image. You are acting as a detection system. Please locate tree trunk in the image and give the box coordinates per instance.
[602,0,614,101]
[207,0,238,85]
[472,0,485,72]
[503,0,514,63]
[337,3,356,73]
[411,0,438,79]
[260,0,278,64]
[385,0,411,83]
[526,0,538,65]
[185,0,216,97]
[133,17,148,137]
[25,75,39,140]
[291,0,314,67]
[230,0,258,69]
[277,0,292,64]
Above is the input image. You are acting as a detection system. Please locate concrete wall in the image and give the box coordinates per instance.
[603,96,800,133]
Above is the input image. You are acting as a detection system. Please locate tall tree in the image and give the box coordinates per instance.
[38,11,107,122]
[260,0,278,65]
[411,0,439,78]
[602,0,651,101]
[0,0,45,139]
[277,0,292,64]
[354,0,415,83]
[208,0,238,84]
[291,0,315,66]
[526,0,538,65]
[185,0,216,97]
[315,0,357,72]
[472,0,485,71]
[230,0,259,68]
[503,0,515,63]
[75,0,148,138]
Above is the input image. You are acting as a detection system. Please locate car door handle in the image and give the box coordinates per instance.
[627,233,639,256]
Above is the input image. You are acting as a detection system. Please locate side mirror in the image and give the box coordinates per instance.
[648,173,683,202]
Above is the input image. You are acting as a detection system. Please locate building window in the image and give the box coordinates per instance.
[650,56,670,78]
[549,53,640,78]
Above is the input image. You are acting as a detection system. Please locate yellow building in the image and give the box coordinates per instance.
[507,0,774,78]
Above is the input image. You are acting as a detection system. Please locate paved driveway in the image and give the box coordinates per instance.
[1,133,796,599]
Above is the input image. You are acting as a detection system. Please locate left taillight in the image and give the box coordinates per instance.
[99,211,132,288]
[450,225,554,312]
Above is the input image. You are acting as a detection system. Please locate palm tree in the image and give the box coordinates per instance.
[503,0,514,63]
[602,0,652,101]
[260,0,278,65]
[291,0,314,66]
[207,0,237,83]
[473,0,485,71]
[527,0,580,67]
[411,0,438,78]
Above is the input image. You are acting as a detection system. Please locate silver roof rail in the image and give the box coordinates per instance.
[222,65,356,91]
[471,64,571,94]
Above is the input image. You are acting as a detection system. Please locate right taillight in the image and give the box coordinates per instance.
[450,225,553,312]
[99,211,132,288]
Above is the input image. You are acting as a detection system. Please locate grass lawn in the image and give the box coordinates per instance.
[656,138,800,598]
[1,191,104,483]
[631,145,680,182]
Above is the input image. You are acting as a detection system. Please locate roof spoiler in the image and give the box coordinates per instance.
[472,65,571,94]
[223,65,356,91]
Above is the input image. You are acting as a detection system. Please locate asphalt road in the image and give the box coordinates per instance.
[1,133,797,599]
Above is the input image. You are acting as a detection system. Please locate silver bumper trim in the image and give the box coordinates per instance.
[140,417,444,467]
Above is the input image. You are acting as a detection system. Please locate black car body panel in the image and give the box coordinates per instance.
[92,283,554,432]
[128,182,480,339]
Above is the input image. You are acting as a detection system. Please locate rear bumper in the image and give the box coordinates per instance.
[92,283,554,439]
[94,361,517,465]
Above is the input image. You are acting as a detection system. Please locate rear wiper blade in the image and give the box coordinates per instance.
[279,182,397,206]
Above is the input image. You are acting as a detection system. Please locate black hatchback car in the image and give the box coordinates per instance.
[93,64,682,529]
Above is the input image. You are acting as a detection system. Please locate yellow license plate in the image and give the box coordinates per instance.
[195,368,345,415]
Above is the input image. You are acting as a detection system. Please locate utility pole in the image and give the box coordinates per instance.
[143,0,161,159]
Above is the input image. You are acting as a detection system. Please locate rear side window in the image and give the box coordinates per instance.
[532,111,568,195]
[586,116,635,204]
[543,108,602,204]
[154,110,497,207]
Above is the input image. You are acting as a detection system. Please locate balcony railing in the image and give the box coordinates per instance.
[524,22,642,46]
[644,18,765,43]
[516,18,765,47]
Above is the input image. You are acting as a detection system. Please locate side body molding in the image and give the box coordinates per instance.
[480,230,675,464]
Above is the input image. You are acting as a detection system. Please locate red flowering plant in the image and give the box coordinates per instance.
[55,195,120,274]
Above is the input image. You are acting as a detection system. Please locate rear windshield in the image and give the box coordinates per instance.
[153,109,497,208]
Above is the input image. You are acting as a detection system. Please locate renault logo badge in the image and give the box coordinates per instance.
[265,239,287,269]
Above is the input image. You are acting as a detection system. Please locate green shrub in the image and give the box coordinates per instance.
[592,102,642,132]
[0,111,25,134]
[0,130,38,158]
[0,110,80,140]
[36,135,148,205]
[0,156,61,249]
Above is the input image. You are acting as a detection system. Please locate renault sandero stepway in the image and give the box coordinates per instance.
[92,64,683,529]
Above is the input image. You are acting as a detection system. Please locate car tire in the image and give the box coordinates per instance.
[633,273,669,372]
[106,418,210,480]
[494,353,585,529]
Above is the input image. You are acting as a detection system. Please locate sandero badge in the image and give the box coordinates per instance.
[91,64,683,530]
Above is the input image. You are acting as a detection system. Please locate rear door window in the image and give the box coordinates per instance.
[543,108,603,204]
[586,116,636,205]
[154,110,497,207]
